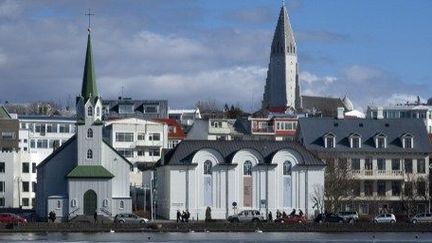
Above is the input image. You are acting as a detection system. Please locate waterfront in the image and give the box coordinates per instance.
[0,232,432,242]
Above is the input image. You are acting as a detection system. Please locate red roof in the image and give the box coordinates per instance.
[153,118,186,139]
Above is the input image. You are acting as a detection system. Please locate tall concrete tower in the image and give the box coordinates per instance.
[262,4,301,111]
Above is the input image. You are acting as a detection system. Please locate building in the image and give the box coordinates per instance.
[168,108,201,131]
[153,118,186,149]
[155,140,325,220]
[103,97,168,120]
[262,4,301,111]
[186,118,251,141]
[296,114,432,215]
[36,30,132,221]
[0,106,19,152]
[301,95,353,118]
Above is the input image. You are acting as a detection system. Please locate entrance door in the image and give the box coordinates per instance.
[83,190,97,215]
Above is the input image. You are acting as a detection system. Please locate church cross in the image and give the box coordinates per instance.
[85,8,95,31]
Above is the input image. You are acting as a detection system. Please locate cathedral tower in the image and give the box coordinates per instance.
[262,4,301,111]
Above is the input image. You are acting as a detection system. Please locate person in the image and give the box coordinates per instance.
[94,211,98,223]
[282,211,287,218]
[205,207,212,222]
[276,210,281,219]
[299,209,304,217]
[268,211,273,222]
[185,209,190,223]
[181,211,186,222]
[48,211,56,223]
[289,209,296,217]
[176,210,181,223]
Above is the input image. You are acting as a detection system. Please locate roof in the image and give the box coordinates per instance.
[301,95,347,117]
[18,115,76,121]
[102,99,168,119]
[0,106,11,119]
[297,117,432,154]
[153,118,186,139]
[81,33,98,101]
[159,140,324,167]
[67,165,114,178]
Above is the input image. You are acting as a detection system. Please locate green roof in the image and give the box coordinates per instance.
[81,33,98,101]
[0,106,11,119]
[67,165,114,179]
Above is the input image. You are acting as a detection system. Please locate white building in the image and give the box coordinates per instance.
[36,30,132,221]
[155,140,325,220]
[168,108,201,128]
[186,118,251,141]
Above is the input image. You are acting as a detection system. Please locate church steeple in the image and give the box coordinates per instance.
[271,5,296,56]
[81,32,98,101]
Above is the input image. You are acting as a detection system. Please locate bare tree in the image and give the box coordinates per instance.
[311,184,325,214]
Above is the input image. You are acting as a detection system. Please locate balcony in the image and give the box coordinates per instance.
[251,127,274,134]
[352,169,404,179]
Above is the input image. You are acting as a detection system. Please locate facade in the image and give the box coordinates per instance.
[186,118,251,141]
[0,106,19,152]
[262,5,301,111]
[296,115,432,215]
[103,97,168,120]
[156,140,325,220]
[153,118,186,149]
[36,31,132,221]
[168,108,201,129]
[301,95,353,118]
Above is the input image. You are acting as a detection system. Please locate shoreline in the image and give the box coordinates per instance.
[1,222,432,233]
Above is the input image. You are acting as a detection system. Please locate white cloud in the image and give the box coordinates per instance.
[0,0,22,19]
[300,71,337,85]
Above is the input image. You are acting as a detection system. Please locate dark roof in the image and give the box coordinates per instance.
[233,118,251,135]
[297,117,432,154]
[0,106,11,119]
[81,33,98,101]
[301,95,347,117]
[102,99,168,119]
[159,140,324,167]
[18,115,76,121]
[67,165,114,178]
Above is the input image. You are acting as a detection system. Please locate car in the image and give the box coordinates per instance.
[114,213,149,224]
[0,213,27,224]
[373,213,396,224]
[274,215,306,224]
[227,210,265,223]
[410,213,432,224]
[314,213,345,223]
[337,211,359,223]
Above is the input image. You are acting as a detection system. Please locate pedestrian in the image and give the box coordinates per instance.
[268,211,273,222]
[48,211,56,223]
[299,209,304,217]
[185,209,190,223]
[276,210,281,219]
[181,211,186,222]
[94,211,98,223]
[282,211,287,218]
[176,210,181,223]
[289,209,296,217]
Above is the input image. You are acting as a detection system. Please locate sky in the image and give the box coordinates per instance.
[0,0,431,112]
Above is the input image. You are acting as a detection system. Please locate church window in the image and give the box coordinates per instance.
[243,160,252,176]
[283,161,292,175]
[119,200,124,209]
[293,46,296,53]
[87,149,93,159]
[71,199,77,208]
[57,200,61,209]
[103,199,108,208]
[204,160,212,175]
[87,128,93,138]
[96,107,100,116]
[87,106,93,116]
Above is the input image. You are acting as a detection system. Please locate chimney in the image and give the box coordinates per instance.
[377,106,384,119]
[337,107,345,119]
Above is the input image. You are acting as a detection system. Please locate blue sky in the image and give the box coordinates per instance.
[0,0,431,111]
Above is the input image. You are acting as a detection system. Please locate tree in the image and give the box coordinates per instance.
[311,184,325,214]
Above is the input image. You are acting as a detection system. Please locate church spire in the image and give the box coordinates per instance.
[271,4,296,55]
[81,32,98,101]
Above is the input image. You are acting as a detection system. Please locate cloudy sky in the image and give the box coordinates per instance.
[0,0,431,111]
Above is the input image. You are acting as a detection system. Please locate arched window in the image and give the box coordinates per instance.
[96,107,100,116]
[119,200,124,209]
[87,149,93,159]
[87,128,93,138]
[57,200,61,209]
[87,106,93,116]
[243,160,252,176]
[204,160,212,175]
[103,199,108,208]
[71,199,77,208]
[283,161,292,175]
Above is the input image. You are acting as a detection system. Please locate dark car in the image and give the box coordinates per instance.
[314,213,344,223]
[0,213,27,224]
[274,215,306,224]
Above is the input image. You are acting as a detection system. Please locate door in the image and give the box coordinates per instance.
[243,177,252,207]
[83,190,97,215]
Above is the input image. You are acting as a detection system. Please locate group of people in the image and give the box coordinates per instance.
[267,209,304,222]
[176,209,191,223]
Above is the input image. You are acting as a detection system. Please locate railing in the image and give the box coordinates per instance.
[352,170,404,177]
[99,207,112,217]
[252,127,274,133]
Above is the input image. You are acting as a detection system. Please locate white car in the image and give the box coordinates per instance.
[227,210,265,223]
[373,213,396,224]
[410,213,432,224]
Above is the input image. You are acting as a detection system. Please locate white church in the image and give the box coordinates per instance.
[36,30,132,221]
[155,140,325,220]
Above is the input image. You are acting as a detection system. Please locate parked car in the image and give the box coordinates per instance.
[314,213,345,223]
[114,213,149,224]
[274,215,306,224]
[0,213,27,224]
[227,210,265,223]
[373,213,396,224]
[410,213,432,224]
[337,211,359,223]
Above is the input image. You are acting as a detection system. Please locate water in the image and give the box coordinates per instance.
[0,232,431,242]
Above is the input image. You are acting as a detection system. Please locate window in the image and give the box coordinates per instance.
[404,182,413,196]
[32,182,36,192]
[87,149,93,159]
[417,159,426,174]
[30,140,35,148]
[149,149,160,157]
[87,106,93,116]
[87,128,93,138]
[22,182,29,192]
[71,199,77,208]
[144,106,158,113]
[377,181,386,196]
[59,124,70,133]
[57,200,61,209]
[403,135,413,149]
[351,158,360,170]
[417,180,426,196]
[364,181,373,196]
[37,139,48,148]
[283,161,292,175]
[22,198,29,207]
[32,163,36,173]
[0,181,4,192]
[377,158,386,171]
[103,199,108,207]
[404,159,413,173]
[35,124,45,133]
[119,105,134,114]
[351,136,361,148]
[118,148,133,158]
[119,200,124,209]
[204,160,212,175]
[325,134,335,148]
[0,198,4,207]
[376,135,386,148]
[115,132,134,142]
[1,132,15,140]
[365,158,373,171]
[96,107,100,116]
[137,133,145,141]
[22,162,30,173]
[210,121,222,128]
[46,124,57,133]
[392,181,401,196]
[0,162,4,173]
[353,181,361,196]
[137,150,145,157]
[149,133,160,141]
[243,160,252,176]
[391,159,400,171]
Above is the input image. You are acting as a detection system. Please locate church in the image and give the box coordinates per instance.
[36,29,132,221]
